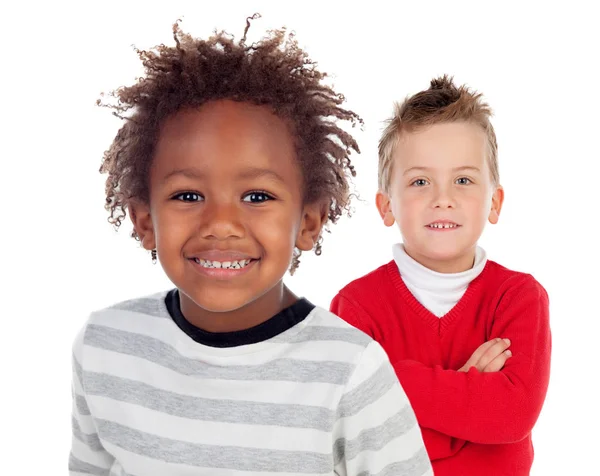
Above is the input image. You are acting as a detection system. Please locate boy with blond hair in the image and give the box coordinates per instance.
[331,76,551,475]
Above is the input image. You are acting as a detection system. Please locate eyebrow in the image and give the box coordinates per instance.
[403,166,481,176]
[162,167,286,184]
[237,167,286,183]
[162,168,205,183]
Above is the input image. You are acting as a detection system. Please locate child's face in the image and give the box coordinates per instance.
[376,122,504,273]
[130,100,323,323]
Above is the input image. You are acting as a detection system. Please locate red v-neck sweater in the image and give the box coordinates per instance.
[330,259,551,476]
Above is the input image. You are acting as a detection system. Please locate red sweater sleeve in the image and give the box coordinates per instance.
[393,276,551,444]
[330,293,467,461]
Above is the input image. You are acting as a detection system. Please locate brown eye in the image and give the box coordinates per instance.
[242,191,273,203]
[174,192,203,202]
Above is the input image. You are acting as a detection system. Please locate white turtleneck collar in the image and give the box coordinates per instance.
[392,243,487,318]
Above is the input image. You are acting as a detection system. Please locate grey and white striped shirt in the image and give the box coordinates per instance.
[69,291,432,475]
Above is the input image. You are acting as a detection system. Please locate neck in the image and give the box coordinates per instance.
[179,281,297,332]
[403,246,477,273]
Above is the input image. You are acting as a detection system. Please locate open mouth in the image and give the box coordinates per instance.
[192,258,255,270]
[426,222,460,229]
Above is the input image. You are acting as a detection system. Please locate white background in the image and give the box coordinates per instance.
[1,0,599,473]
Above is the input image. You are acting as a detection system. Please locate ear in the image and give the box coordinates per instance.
[129,199,156,250]
[295,202,327,251]
[375,191,396,227]
[488,185,505,225]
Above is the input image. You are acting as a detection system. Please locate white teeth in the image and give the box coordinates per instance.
[429,223,458,229]
[194,258,251,269]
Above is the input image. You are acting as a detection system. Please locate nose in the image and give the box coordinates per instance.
[432,185,456,209]
[200,201,245,240]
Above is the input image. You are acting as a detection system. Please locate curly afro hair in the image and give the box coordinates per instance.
[98,14,362,272]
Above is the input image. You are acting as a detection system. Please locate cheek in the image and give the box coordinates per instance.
[393,192,422,220]
[251,208,299,249]
[152,207,202,258]
[463,193,492,222]
[155,209,191,239]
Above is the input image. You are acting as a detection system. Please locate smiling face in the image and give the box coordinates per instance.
[130,99,324,331]
[376,122,504,273]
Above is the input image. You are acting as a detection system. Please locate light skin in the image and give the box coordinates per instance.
[376,121,510,370]
[458,338,512,372]
[377,121,504,274]
[130,99,325,333]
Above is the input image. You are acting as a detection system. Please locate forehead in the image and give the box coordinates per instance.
[393,122,488,170]
[152,99,299,179]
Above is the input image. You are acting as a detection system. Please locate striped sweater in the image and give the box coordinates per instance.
[69,290,433,476]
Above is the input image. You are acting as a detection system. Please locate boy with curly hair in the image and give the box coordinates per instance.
[68,16,432,476]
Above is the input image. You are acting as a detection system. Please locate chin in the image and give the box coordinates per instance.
[420,248,465,263]
[176,285,247,311]
[192,295,252,313]
[417,241,459,255]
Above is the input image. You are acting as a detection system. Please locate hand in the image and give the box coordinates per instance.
[458,338,512,373]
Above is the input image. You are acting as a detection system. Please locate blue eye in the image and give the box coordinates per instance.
[174,192,204,202]
[242,191,273,203]
[456,177,472,185]
[411,179,429,187]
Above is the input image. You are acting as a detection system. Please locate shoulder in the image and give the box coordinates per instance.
[309,306,394,383]
[330,261,398,327]
[334,261,394,299]
[88,289,171,323]
[99,290,172,319]
[305,305,376,349]
[72,289,173,359]
[483,262,549,322]
[303,306,392,366]
[485,260,548,297]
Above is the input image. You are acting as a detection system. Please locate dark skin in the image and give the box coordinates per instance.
[130,99,326,332]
